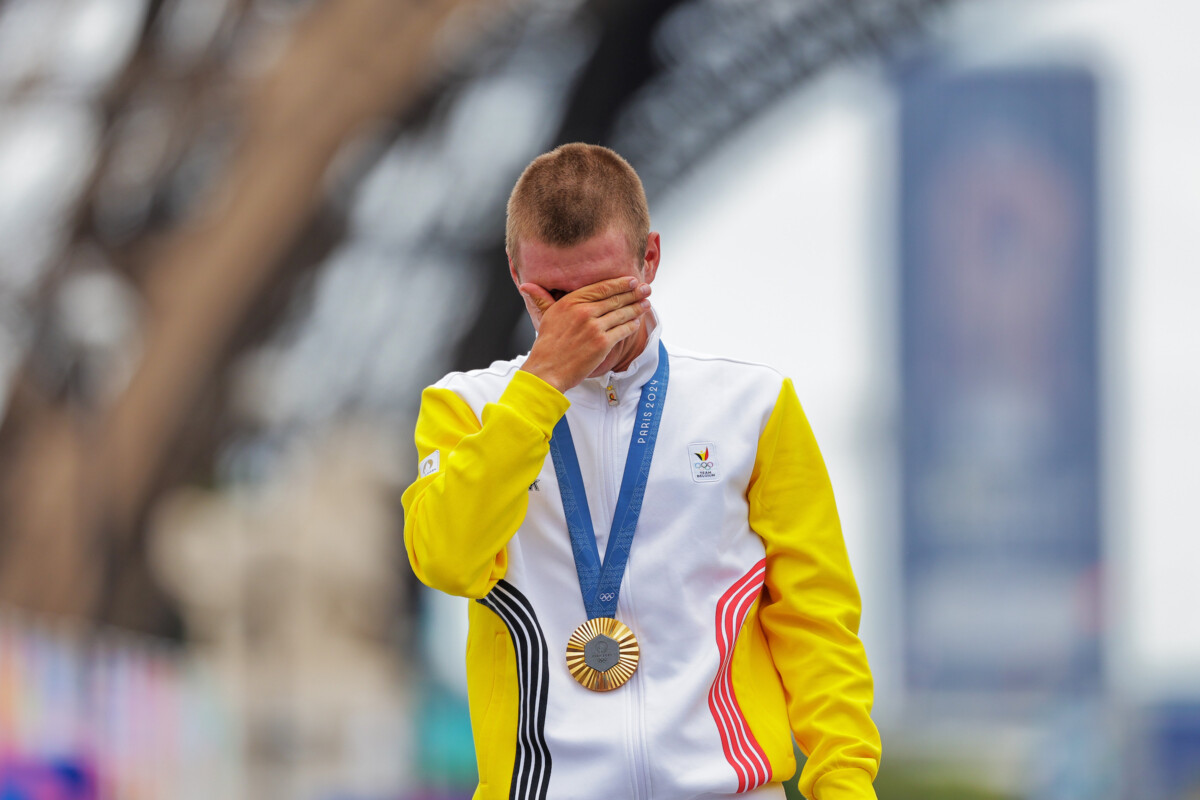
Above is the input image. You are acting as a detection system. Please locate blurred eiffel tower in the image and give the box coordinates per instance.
[0,0,955,634]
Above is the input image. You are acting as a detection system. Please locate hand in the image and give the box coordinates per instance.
[518,276,652,393]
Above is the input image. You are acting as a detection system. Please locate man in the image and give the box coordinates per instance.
[402,143,880,800]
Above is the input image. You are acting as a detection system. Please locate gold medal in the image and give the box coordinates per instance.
[565,617,640,692]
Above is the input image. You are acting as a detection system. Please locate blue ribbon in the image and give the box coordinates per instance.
[548,341,669,620]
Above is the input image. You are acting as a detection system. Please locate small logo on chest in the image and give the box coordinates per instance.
[688,442,720,483]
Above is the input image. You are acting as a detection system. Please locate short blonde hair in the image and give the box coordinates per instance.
[506,143,650,269]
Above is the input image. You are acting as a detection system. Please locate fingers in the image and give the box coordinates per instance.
[522,276,651,321]
[570,276,642,303]
[601,282,651,314]
[566,279,651,319]
[597,295,650,330]
[606,316,642,343]
[519,283,555,314]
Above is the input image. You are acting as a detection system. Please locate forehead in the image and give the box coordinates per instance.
[515,228,639,290]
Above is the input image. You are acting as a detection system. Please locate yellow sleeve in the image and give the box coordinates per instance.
[748,378,881,800]
[401,369,570,599]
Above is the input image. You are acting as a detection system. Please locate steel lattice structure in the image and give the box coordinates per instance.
[0,0,959,630]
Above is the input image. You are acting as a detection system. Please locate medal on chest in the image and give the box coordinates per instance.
[549,342,668,693]
[565,617,639,691]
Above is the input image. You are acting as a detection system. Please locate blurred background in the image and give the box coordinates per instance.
[0,0,1197,798]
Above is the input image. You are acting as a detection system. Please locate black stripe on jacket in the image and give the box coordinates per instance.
[478,580,552,800]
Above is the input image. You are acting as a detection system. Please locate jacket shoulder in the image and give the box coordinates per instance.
[666,347,788,427]
[430,356,526,409]
[667,346,786,384]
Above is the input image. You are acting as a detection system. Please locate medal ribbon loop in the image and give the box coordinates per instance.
[549,341,669,620]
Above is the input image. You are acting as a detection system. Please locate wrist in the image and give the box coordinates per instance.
[519,362,569,394]
[501,370,571,434]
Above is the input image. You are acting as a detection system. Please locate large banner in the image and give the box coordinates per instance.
[900,69,1102,695]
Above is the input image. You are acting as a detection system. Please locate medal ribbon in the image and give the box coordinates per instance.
[549,341,669,620]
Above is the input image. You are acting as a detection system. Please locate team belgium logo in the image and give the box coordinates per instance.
[688,442,719,483]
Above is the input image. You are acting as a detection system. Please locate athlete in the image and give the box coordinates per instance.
[402,143,881,799]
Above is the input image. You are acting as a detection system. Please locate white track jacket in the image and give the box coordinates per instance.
[402,321,881,800]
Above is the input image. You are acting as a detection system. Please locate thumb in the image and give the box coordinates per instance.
[519,283,555,314]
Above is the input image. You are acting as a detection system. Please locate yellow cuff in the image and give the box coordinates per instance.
[813,768,877,800]
[498,369,570,436]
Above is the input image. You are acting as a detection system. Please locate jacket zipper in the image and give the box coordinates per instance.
[622,585,650,800]
[604,372,650,800]
[599,373,617,551]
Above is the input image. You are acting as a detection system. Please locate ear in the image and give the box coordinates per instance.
[641,231,661,283]
[508,251,522,289]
